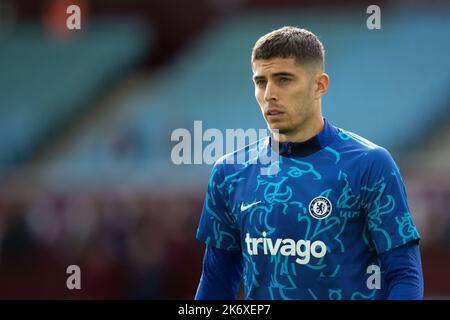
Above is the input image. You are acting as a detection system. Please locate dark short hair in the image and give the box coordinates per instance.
[252,26,325,69]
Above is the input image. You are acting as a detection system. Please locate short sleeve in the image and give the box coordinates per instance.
[361,147,421,254]
[196,161,241,251]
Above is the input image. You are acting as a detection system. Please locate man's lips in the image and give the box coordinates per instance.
[265,108,285,119]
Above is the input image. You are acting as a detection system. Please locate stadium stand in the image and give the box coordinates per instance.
[0,18,150,171]
[34,9,450,188]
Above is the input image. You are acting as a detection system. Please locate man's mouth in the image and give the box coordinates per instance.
[265,108,284,119]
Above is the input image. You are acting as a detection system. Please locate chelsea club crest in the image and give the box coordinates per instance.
[309,196,332,219]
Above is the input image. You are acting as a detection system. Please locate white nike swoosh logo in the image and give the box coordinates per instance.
[240,201,262,212]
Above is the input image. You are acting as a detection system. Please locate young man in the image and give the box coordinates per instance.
[195,27,423,300]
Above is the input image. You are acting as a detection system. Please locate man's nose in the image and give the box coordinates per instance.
[264,82,278,101]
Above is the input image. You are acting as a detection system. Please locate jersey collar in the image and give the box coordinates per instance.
[270,118,339,157]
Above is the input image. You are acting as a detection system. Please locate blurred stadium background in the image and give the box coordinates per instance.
[0,0,449,299]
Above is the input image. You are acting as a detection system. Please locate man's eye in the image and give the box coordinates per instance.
[279,77,291,84]
[255,80,266,87]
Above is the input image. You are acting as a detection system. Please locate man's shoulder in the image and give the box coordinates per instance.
[207,136,270,185]
[336,127,388,153]
[336,127,398,170]
[214,135,270,167]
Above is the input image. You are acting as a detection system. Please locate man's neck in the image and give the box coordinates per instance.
[274,115,325,143]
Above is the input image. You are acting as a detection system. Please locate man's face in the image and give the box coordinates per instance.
[252,57,321,137]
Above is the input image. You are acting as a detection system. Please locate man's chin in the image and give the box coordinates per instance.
[268,124,290,135]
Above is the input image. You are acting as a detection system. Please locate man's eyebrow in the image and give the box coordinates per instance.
[272,72,295,77]
[253,72,295,80]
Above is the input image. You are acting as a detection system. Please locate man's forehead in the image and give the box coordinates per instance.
[252,57,301,75]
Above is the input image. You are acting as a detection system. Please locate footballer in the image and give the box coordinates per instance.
[195,27,423,300]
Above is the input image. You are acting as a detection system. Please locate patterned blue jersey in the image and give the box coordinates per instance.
[196,118,421,300]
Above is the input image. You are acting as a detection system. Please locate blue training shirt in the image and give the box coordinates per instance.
[196,118,421,300]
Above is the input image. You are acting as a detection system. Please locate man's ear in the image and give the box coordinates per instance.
[315,72,329,98]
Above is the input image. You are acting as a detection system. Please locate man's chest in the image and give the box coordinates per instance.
[227,160,366,242]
